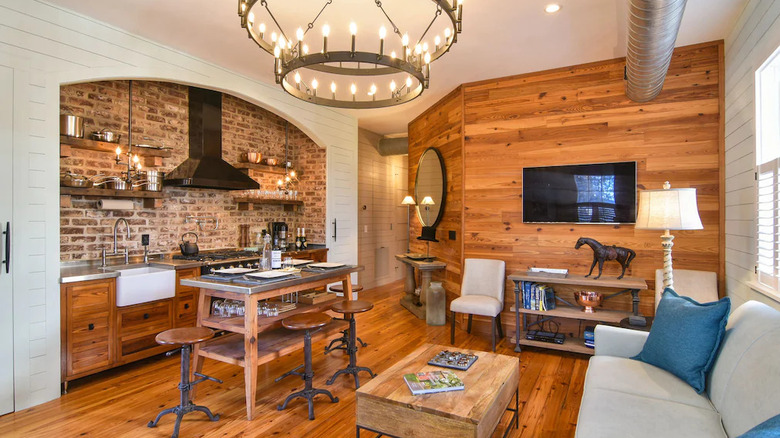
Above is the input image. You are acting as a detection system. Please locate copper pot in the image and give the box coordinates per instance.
[574,291,603,313]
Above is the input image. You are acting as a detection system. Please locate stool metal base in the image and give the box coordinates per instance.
[147,344,221,438]
[327,314,375,389]
[277,329,339,420]
[324,326,367,354]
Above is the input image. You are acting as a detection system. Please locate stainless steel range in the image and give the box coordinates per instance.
[173,249,261,274]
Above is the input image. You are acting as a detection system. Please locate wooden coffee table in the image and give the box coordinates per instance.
[355,343,519,438]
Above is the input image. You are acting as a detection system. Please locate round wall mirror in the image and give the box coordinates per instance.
[415,147,447,233]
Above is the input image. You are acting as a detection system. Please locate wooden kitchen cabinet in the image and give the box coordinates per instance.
[286,248,328,262]
[174,267,200,327]
[115,300,172,363]
[61,278,115,384]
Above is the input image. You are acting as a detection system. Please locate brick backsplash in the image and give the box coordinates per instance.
[60,80,326,260]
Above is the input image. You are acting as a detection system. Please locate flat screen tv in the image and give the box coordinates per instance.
[522,161,637,224]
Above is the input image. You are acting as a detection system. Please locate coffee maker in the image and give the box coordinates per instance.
[269,221,288,250]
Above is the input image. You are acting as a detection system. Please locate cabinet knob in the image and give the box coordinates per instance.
[88,323,94,331]
[184,303,190,309]
[143,313,150,320]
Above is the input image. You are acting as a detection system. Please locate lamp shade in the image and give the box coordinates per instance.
[635,183,703,230]
[401,195,416,205]
[420,196,435,205]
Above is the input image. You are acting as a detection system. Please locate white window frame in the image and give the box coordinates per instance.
[755,50,780,295]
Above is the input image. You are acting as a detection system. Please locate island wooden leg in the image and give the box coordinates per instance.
[190,288,209,399]
[341,276,354,301]
[243,297,259,420]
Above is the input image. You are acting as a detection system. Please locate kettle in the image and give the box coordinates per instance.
[180,232,199,256]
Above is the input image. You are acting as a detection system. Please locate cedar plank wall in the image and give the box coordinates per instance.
[408,41,723,331]
[408,87,464,301]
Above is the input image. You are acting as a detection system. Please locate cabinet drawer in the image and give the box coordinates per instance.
[118,301,172,337]
[174,293,197,327]
[68,280,112,316]
[176,267,200,295]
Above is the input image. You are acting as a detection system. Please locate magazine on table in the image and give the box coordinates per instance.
[403,370,465,395]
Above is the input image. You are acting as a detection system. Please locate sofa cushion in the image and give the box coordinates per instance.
[632,288,730,393]
[708,301,780,437]
[737,413,780,438]
[585,356,713,410]
[575,387,726,438]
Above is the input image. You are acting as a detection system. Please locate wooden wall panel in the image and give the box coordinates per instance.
[408,41,724,324]
[408,87,464,299]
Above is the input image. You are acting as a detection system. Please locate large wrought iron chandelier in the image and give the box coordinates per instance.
[237,0,463,109]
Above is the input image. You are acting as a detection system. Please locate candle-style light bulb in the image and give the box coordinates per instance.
[379,26,387,39]
[247,12,254,24]
[290,170,296,178]
[402,33,409,59]
[132,154,139,164]
[406,76,413,88]
[379,26,386,56]
[303,44,309,55]
[278,36,286,50]
[349,22,358,35]
[434,35,441,48]
[294,72,301,83]
[370,84,377,94]
[402,33,409,46]
[277,179,283,186]
[259,23,266,33]
[296,27,304,41]
[444,28,451,41]
[390,51,396,59]
[331,82,337,93]
[350,83,357,94]
[322,24,330,37]
[274,45,281,58]
[322,24,330,53]
[311,78,318,89]
[285,175,291,182]
[415,44,422,55]
[271,31,278,42]
[390,80,397,91]
[115,146,122,156]
[422,42,429,52]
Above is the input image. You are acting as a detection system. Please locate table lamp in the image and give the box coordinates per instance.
[417,196,436,258]
[401,195,416,253]
[635,181,703,291]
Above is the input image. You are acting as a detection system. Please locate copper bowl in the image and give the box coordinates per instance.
[244,152,262,163]
[574,291,603,313]
[264,158,278,166]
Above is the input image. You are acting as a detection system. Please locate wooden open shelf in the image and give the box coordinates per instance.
[198,319,348,367]
[510,305,630,324]
[235,198,303,212]
[60,187,164,208]
[60,135,172,159]
[235,163,287,175]
[509,334,595,355]
[201,296,342,333]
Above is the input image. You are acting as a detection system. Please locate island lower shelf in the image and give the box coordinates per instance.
[198,319,348,367]
[200,296,343,333]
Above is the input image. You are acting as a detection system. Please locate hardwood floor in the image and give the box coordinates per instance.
[0,281,588,437]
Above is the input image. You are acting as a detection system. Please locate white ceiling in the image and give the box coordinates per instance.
[45,0,746,135]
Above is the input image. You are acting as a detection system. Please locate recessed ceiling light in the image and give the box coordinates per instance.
[545,4,561,13]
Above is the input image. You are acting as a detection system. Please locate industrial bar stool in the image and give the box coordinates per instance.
[147,327,221,438]
[276,312,339,420]
[324,284,367,354]
[326,300,376,389]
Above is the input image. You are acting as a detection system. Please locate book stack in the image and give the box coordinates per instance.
[521,281,557,311]
[584,326,595,349]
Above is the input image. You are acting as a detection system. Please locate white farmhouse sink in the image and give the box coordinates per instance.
[108,265,176,307]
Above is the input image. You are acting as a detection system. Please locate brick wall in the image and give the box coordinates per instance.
[60,80,326,260]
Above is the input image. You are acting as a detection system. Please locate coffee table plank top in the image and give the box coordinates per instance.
[356,343,519,425]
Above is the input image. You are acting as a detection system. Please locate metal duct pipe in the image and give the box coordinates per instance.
[625,0,688,102]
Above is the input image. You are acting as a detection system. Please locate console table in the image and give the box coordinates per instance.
[395,254,446,321]
[507,272,648,355]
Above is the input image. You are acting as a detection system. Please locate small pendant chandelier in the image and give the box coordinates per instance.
[276,122,298,192]
[237,0,464,109]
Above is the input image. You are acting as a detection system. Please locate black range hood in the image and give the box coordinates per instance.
[165,87,259,190]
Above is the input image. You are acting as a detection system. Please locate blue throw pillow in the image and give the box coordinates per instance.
[737,413,780,438]
[632,288,730,393]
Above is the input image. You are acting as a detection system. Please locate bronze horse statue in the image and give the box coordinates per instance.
[575,237,636,280]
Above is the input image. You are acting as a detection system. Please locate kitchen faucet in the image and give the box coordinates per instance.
[101,218,130,266]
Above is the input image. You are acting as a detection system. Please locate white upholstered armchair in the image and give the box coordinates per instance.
[450,258,506,351]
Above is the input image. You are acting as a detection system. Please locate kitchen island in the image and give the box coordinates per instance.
[181,265,363,420]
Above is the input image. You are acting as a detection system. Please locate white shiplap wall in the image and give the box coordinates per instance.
[724,0,780,310]
[0,0,357,410]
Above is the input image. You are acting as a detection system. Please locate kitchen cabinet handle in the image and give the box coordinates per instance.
[1,222,9,274]
[184,304,190,309]
[143,313,150,320]
[332,218,337,241]
[88,323,95,331]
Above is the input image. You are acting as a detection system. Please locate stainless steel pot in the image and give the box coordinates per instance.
[91,129,121,143]
[60,115,85,138]
[105,178,130,190]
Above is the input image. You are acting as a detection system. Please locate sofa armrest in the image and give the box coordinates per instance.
[594,325,649,358]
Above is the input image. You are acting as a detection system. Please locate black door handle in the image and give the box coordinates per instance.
[184,303,190,309]
[1,222,9,274]
[332,218,337,241]
[88,323,95,331]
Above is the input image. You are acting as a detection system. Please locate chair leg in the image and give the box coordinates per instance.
[467,314,473,334]
[497,312,504,339]
[450,311,456,345]
[491,317,496,352]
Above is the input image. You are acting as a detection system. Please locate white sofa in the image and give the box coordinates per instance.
[576,300,780,438]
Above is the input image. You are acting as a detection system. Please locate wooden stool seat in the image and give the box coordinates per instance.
[156,327,215,346]
[282,312,332,331]
[331,300,374,314]
[329,284,364,293]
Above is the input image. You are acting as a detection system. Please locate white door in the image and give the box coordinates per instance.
[0,65,14,415]
[326,137,359,292]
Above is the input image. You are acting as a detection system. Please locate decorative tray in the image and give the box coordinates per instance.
[406,253,434,261]
[427,350,479,371]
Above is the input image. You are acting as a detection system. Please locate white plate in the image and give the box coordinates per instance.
[245,270,295,279]
[214,267,256,274]
[291,259,313,266]
[308,262,346,269]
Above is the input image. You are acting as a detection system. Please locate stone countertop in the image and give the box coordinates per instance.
[181,265,363,295]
